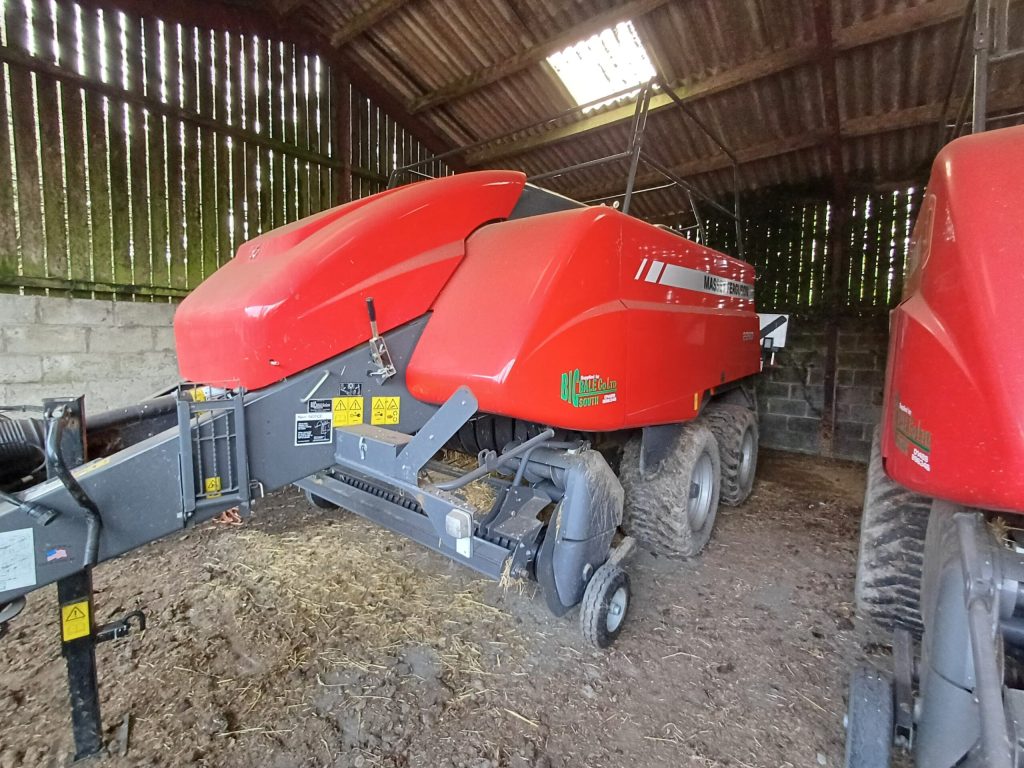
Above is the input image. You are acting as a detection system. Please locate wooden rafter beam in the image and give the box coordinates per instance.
[567,87,1024,202]
[409,0,672,114]
[465,0,970,165]
[330,0,407,47]
[273,0,308,15]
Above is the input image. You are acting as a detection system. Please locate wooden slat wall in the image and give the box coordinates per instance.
[671,186,923,315]
[0,0,339,299]
[350,85,450,199]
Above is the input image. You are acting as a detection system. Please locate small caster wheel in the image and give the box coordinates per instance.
[844,664,894,768]
[580,562,630,649]
[304,488,338,510]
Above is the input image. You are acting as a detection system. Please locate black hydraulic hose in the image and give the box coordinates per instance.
[436,429,555,491]
[45,408,102,566]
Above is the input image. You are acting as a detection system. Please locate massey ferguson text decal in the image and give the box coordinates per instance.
[634,259,755,300]
[560,369,618,408]
[894,399,932,472]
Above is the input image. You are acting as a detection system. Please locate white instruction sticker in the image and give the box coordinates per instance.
[0,528,36,593]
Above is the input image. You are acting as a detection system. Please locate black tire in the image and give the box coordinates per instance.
[580,562,631,649]
[700,404,758,506]
[620,423,721,558]
[844,665,894,768]
[304,488,339,510]
[854,428,931,637]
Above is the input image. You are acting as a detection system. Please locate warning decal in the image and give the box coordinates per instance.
[204,476,222,498]
[294,413,333,446]
[371,396,401,425]
[0,528,35,593]
[61,600,91,641]
[332,397,363,427]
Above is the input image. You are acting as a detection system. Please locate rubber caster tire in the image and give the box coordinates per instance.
[700,404,758,506]
[304,488,338,510]
[580,562,631,649]
[844,665,894,768]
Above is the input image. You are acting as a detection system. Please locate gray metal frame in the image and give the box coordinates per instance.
[0,312,627,624]
[912,502,1022,768]
[0,318,436,605]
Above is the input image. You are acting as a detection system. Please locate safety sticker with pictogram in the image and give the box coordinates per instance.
[370,396,400,425]
[332,396,364,427]
[61,600,91,641]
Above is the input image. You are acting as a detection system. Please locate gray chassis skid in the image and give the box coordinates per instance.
[0,315,626,619]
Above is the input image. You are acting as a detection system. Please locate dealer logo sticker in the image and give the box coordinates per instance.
[894,398,932,472]
[560,369,618,408]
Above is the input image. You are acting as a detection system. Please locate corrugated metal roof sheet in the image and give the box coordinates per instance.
[275,0,1024,218]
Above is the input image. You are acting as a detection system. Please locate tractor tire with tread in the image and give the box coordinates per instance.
[854,428,931,637]
[700,403,758,506]
[620,423,721,558]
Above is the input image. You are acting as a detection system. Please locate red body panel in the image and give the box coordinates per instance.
[407,208,760,431]
[881,125,1024,513]
[174,171,526,390]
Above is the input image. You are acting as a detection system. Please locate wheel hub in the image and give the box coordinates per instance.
[687,451,714,531]
[606,586,628,633]
[739,429,755,486]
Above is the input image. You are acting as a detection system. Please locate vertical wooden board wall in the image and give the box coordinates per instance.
[144,17,169,289]
[7,1,46,283]
[33,2,68,281]
[164,22,186,289]
[213,30,231,266]
[106,11,132,288]
[0,51,16,281]
[270,39,285,228]
[197,28,219,280]
[181,24,203,288]
[125,15,152,291]
[0,4,437,297]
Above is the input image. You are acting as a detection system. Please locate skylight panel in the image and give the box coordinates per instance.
[546,21,656,112]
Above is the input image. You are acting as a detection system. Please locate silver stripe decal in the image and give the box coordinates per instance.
[633,258,648,281]
[639,261,754,300]
[644,260,664,283]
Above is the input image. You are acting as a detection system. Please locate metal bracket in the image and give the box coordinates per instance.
[176,387,251,523]
[96,610,146,644]
[893,627,915,748]
[365,297,397,382]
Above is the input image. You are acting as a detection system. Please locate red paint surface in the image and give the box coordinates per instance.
[407,208,760,431]
[175,170,760,432]
[881,125,1024,513]
[174,171,526,389]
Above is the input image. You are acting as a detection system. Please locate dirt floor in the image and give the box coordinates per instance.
[0,451,878,768]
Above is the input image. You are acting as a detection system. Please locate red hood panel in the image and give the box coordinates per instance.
[882,125,1024,512]
[174,171,526,389]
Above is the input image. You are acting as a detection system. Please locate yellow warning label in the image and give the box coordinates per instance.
[332,396,364,427]
[191,387,207,402]
[204,476,222,498]
[61,600,91,642]
[371,396,401,425]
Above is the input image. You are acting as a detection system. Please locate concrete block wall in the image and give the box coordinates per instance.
[0,294,179,413]
[756,316,889,462]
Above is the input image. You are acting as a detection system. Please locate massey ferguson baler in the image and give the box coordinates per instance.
[0,168,771,757]
[847,124,1024,768]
